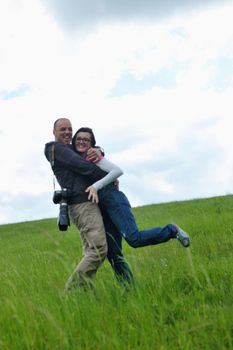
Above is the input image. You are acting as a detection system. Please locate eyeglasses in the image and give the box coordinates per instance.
[76,137,91,143]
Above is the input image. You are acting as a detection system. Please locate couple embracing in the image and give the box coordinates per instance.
[44,118,190,290]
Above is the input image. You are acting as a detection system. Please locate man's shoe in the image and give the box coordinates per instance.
[173,224,190,247]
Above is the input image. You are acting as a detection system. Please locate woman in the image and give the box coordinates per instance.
[72,127,191,249]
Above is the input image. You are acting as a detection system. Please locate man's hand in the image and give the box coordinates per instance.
[86,148,102,163]
[85,186,99,203]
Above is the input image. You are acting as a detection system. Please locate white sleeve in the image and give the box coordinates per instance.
[91,157,123,191]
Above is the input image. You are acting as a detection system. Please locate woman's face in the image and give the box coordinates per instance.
[75,131,92,153]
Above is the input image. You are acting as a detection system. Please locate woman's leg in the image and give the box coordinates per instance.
[101,209,134,286]
[99,185,186,248]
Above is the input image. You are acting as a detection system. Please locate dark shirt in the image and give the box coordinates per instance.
[44,141,107,204]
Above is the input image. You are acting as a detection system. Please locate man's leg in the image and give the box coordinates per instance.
[66,201,107,289]
[101,209,134,287]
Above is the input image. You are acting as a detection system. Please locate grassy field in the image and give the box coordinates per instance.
[0,195,233,350]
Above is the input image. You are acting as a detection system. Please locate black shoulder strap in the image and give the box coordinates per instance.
[49,143,57,191]
[50,143,55,167]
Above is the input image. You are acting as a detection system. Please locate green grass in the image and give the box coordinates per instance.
[0,195,233,349]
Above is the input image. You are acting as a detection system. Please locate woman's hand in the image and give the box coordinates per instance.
[85,186,99,203]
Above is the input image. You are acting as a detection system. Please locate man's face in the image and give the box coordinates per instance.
[53,119,73,144]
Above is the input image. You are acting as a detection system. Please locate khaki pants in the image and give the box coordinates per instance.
[66,201,108,289]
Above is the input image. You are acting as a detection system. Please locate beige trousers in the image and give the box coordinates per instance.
[65,201,107,289]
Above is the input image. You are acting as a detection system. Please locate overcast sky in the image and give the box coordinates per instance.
[1,0,233,224]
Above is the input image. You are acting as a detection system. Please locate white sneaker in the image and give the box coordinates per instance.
[173,224,190,247]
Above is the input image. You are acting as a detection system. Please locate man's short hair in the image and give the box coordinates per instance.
[53,118,71,131]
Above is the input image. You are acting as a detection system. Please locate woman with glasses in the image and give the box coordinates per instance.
[72,127,191,250]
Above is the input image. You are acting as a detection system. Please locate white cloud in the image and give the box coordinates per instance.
[0,1,233,224]
[41,0,233,30]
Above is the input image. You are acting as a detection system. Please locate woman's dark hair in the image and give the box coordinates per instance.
[72,127,96,148]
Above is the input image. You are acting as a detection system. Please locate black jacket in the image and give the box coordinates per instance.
[44,141,107,204]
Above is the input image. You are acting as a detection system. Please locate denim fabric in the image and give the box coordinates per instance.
[101,210,134,286]
[99,184,175,248]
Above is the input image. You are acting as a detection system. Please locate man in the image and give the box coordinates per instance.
[44,118,133,289]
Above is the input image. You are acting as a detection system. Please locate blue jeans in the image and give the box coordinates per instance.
[101,210,134,286]
[99,184,176,248]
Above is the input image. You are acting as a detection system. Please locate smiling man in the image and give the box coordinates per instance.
[53,118,73,144]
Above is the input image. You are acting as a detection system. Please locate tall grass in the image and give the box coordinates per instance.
[0,195,233,349]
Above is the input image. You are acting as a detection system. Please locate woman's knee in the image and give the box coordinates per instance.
[125,237,140,248]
